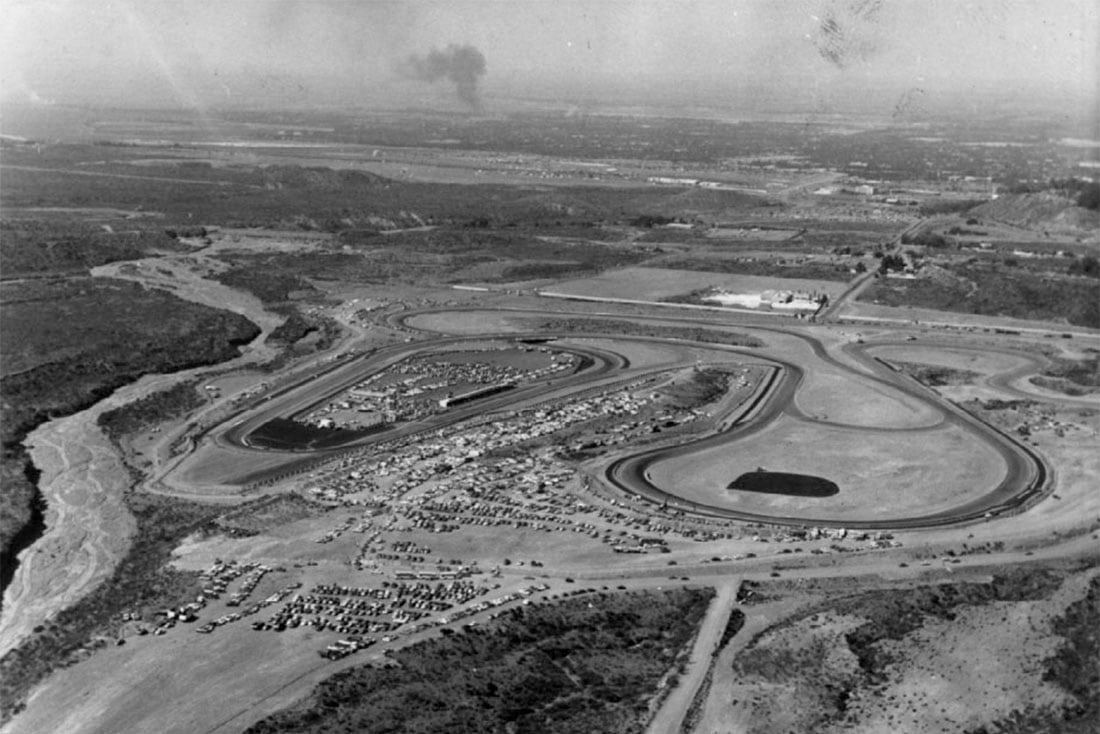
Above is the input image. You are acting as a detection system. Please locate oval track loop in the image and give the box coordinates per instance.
[391,306,1050,529]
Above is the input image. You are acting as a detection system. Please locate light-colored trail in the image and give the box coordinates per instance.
[647,581,738,734]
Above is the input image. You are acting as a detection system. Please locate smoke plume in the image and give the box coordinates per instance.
[398,44,487,109]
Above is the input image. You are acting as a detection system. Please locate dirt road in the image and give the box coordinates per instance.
[647,580,738,734]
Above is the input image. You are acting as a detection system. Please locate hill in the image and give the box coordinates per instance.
[969,193,1100,237]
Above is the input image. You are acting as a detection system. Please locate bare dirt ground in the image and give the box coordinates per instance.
[688,592,821,734]
[9,609,351,734]
[791,366,941,428]
[0,415,135,659]
[402,309,538,335]
[705,567,1097,734]
[2,512,635,734]
[551,266,847,303]
[646,418,1006,521]
[868,344,1038,376]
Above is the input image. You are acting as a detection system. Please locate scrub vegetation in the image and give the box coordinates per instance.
[96,380,205,443]
[246,587,714,734]
[0,277,258,592]
[0,494,223,722]
[861,262,1100,328]
[728,564,1099,734]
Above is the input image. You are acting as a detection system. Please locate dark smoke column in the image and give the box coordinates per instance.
[399,44,487,110]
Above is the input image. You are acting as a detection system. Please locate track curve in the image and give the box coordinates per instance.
[393,306,1051,529]
[182,305,1050,529]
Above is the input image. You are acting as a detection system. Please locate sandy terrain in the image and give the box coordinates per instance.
[686,592,820,734]
[8,609,352,734]
[839,589,1083,734]
[3,506,639,734]
[791,366,941,428]
[0,248,289,657]
[92,254,286,345]
[0,415,136,659]
[646,418,1007,521]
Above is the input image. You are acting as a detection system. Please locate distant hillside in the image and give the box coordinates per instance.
[969,193,1099,236]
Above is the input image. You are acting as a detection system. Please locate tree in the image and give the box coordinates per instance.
[1077,183,1100,211]
[878,254,906,274]
[1069,255,1100,279]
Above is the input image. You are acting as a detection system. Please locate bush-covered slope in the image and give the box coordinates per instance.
[246,587,714,734]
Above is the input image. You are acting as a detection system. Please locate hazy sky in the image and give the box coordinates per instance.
[2,0,1096,111]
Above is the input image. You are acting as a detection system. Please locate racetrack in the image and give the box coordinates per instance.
[168,305,1050,530]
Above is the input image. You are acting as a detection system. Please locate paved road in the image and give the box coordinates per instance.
[859,340,1100,408]
[392,306,1049,530]
[178,304,1050,530]
[605,342,1046,529]
[817,266,876,321]
[204,336,639,484]
[817,217,925,323]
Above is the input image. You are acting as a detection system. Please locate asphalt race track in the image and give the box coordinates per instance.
[188,306,1049,530]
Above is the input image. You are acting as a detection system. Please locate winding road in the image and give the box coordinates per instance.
[178,304,1051,532]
